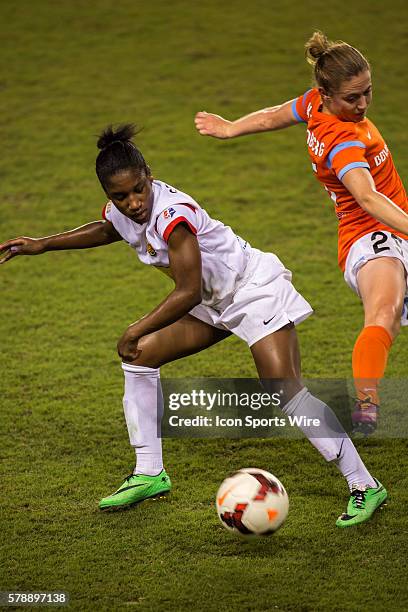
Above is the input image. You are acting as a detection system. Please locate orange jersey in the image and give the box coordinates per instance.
[292,88,408,270]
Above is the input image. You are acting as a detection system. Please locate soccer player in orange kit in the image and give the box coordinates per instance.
[194,31,408,435]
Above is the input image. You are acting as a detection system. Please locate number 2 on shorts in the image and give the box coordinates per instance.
[371,231,403,257]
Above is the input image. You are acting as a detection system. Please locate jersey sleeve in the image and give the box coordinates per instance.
[291,89,314,123]
[155,203,198,243]
[327,135,370,181]
[102,201,113,221]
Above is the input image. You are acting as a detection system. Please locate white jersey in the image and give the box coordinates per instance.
[102,179,252,309]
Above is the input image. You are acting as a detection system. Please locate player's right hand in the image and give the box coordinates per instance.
[194,111,232,139]
[0,237,46,264]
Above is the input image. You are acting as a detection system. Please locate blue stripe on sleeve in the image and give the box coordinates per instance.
[291,98,305,123]
[327,140,366,168]
[337,161,370,181]
[301,89,312,109]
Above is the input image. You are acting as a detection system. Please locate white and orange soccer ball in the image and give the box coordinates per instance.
[216,468,289,536]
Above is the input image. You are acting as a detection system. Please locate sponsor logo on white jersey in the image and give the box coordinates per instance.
[163,207,176,219]
[147,242,157,257]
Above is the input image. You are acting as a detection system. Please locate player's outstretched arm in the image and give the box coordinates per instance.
[117,224,202,362]
[342,168,408,235]
[0,220,122,265]
[194,99,298,139]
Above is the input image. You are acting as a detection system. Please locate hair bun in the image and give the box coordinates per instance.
[305,31,330,66]
[96,124,137,150]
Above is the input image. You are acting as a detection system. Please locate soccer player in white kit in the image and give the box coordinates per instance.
[0,125,387,527]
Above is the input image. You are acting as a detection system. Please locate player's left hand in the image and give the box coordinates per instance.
[194,111,232,138]
[117,325,141,362]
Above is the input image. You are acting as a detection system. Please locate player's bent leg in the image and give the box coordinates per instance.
[127,314,231,369]
[99,316,230,511]
[251,324,386,526]
[352,257,405,434]
[358,257,405,338]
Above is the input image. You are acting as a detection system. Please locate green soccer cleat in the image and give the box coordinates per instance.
[99,470,171,511]
[336,478,387,528]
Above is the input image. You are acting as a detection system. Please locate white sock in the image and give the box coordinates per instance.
[282,388,376,491]
[122,363,164,476]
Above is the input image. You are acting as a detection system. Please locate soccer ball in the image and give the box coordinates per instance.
[216,468,289,536]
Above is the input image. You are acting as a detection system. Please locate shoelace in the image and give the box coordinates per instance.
[351,489,367,509]
[355,398,378,411]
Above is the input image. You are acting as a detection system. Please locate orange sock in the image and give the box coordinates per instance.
[352,325,393,404]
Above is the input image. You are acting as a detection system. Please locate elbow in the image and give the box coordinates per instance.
[180,287,202,309]
[357,190,377,213]
[188,288,203,308]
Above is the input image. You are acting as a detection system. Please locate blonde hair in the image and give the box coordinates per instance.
[305,31,370,94]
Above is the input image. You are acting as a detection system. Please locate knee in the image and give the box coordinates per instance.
[365,302,402,339]
[123,335,163,369]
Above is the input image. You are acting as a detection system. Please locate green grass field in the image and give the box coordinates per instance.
[1,0,408,610]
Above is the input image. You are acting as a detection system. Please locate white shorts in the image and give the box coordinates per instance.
[344,230,408,325]
[189,249,313,346]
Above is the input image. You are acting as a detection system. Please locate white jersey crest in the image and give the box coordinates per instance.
[102,180,252,309]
